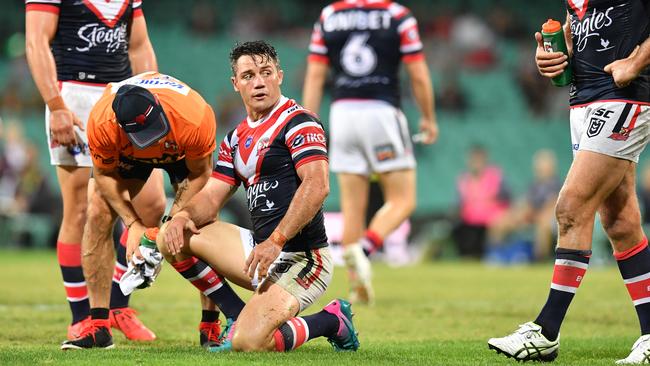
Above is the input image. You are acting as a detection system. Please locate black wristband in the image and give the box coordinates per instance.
[161,215,172,223]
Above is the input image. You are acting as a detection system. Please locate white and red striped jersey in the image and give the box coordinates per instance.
[308,0,425,107]
[212,97,329,252]
[25,0,144,84]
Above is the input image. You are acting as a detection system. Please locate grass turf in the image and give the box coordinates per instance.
[0,249,642,365]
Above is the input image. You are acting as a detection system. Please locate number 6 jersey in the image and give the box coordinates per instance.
[308,0,424,107]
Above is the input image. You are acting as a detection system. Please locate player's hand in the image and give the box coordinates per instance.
[604,46,641,88]
[49,108,84,147]
[418,117,439,144]
[534,32,569,78]
[126,221,146,264]
[244,239,282,280]
[163,214,200,255]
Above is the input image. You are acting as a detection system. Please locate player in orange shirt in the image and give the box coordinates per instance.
[61,72,243,349]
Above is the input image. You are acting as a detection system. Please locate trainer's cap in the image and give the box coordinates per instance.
[112,84,170,149]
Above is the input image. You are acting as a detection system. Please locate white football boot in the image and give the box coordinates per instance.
[488,322,559,361]
[616,335,650,364]
[342,243,374,305]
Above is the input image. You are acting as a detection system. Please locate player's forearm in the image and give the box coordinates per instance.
[25,32,61,106]
[176,179,233,227]
[94,169,141,227]
[302,62,328,113]
[168,171,210,217]
[274,169,329,240]
[129,41,157,74]
[630,37,650,72]
[410,66,436,121]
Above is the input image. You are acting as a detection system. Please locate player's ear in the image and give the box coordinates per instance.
[231,76,239,92]
[278,69,284,86]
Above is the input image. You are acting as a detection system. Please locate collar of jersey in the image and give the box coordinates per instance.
[246,95,289,128]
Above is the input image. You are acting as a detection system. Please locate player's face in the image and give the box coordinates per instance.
[231,55,284,119]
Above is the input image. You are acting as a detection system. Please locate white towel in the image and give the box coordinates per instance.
[119,246,163,296]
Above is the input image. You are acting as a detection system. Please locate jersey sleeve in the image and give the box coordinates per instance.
[25,0,60,14]
[284,113,328,169]
[132,0,143,17]
[307,12,329,64]
[87,116,120,171]
[390,4,425,63]
[184,104,217,160]
[211,132,240,187]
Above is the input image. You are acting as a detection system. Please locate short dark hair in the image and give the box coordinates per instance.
[229,40,280,75]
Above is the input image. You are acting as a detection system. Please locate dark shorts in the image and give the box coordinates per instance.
[117,156,189,185]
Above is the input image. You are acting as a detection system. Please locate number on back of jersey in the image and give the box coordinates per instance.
[341,32,377,77]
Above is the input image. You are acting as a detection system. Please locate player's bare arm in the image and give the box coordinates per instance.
[128,15,158,74]
[302,61,329,113]
[93,167,146,262]
[168,155,212,216]
[164,178,237,256]
[605,37,650,88]
[244,159,329,279]
[26,10,83,146]
[405,59,438,144]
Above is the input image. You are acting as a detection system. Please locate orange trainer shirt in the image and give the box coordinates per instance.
[87,72,216,170]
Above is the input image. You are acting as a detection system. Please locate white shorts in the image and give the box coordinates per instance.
[329,99,416,175]
[45,81,106,167]
[239,228,332,311]
[570,101,650,163]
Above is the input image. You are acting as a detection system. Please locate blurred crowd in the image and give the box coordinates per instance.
[0,1,577,258]
[0,117,60,247]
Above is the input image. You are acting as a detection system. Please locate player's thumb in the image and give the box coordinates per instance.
[187,220,200,235]
[73,114,85,131]
[534,32,543,48]
[604,62,613,74]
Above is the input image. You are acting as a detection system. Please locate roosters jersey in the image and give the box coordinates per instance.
[212,97,329,252]
[25,0,144,84]
[567,0,650,106]
[87,72,216,170]
[308,0,425,107]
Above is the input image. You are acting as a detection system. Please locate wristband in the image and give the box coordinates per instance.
[46,95,66,111]
[161,215,172,223]
[126,218,141,230]
[269,230,288,248]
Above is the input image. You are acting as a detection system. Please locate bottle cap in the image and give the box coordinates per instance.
[542,19,562,33]
[140,227,159,249]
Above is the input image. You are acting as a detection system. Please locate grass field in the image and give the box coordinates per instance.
[0,249,643,365]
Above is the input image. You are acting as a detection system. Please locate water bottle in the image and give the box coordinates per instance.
[541,19,572,87]
[137,227,160,289]
[140,227,159,250]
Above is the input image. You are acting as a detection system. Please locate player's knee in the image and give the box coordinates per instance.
[156,226,170,257]
[386,193,416,217]
[231,330,268,352]
[139,195,166,226]
[601,213,640,243]
[555,196,578,236]
[62,198,88,228]
[85,199,113,232]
